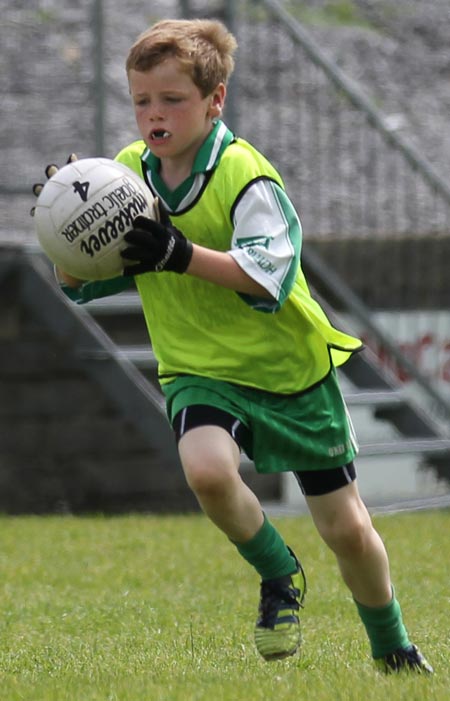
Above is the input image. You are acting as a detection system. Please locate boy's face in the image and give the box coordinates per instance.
[129,57,225,167]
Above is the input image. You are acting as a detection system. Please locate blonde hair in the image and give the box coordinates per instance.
[126,18,237,96]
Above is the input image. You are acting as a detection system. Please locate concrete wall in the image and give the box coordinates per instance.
[0,251,279,514]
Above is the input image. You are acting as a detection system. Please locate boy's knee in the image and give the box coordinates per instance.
[178,426,241,497]
[320,510,372,559]
[182,455,237,497]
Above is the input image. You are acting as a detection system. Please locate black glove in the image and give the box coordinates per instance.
[30,153,78,216]
[121,201,193,275]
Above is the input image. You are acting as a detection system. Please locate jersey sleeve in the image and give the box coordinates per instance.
[60,275,135,304]
[228,179,302,312]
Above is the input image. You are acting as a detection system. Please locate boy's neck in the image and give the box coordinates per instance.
[157,121,218,191]
[159,159,193,191]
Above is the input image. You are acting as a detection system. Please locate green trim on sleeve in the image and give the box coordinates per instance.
[61,276,135,304]
[236,291,281,313]
[272,184,302,303]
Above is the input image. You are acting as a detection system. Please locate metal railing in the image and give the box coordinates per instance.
[229,0,450,425]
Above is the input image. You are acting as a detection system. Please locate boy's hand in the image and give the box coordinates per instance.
[30,153,78,216]
[121,202,193,275]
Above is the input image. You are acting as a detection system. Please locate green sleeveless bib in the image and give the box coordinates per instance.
[116,138,362,393]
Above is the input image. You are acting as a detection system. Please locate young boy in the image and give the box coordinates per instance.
[34,18,432,672]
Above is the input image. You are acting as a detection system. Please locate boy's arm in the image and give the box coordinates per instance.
[121,181,300,310]
[55,266,135,304]
[186,246,273,299]
[55,233,263,303]
[227,180,302,310]
[121,212,272,299]
[187,179,302,306]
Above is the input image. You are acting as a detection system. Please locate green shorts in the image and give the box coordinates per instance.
[162,369,358,474]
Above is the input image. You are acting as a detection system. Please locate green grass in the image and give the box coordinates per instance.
[286,0,374,29]
[0,510,448,700]
[240,0,376,31]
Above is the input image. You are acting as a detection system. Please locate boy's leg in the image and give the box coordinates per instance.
[178,422,298,576]
[177,421,305,660]
[305,480,391,607]
[178,426,264,542]
[178,423,264,541]
[176,410,295,572]
[304,478,432,672]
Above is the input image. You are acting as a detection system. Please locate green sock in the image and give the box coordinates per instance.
[355,591,411,658]
[233,515,298,580]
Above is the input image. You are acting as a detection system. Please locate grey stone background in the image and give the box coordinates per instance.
[1,0,449,241]
[1,1,449,513]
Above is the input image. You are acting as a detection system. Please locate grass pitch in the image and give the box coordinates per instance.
[0,509,448,700]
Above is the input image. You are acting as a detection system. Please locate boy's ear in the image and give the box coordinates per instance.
[208,83,226,118]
